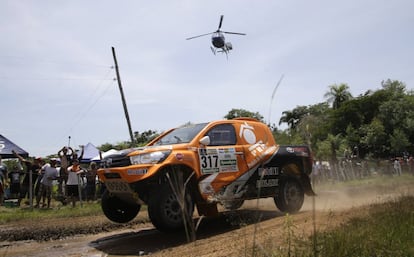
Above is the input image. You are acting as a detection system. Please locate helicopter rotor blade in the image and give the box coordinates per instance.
[186,32,214,40]
[222,31,246,36]
[218,15,224,30]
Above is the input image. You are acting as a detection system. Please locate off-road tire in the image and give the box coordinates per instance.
[148,183,194,232]
[274,178,304,213]
[101,190,141,223]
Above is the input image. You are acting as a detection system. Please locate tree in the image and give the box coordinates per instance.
[359,118,387,158]
[99,143,116,152]
[324,83,352,109]
[314,133,345,161]
[134,130,159,145]
[224,108,264,122]
[279,106,309,131]
[390,129,410,157]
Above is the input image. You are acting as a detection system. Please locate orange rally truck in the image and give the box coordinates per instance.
[97,118,315,231]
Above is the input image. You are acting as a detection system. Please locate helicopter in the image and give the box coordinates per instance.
[186,15,246,56]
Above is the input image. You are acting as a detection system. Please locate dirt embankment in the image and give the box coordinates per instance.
[0,178,412,257]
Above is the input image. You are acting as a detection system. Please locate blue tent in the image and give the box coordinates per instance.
[0,134,29,158]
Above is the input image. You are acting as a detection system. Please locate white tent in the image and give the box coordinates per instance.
[91,149,118,161]
[78,142,100,163]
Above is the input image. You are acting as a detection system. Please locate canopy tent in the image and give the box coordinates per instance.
[0,134,29,158]
[91,149,118,162]
[77,142,100,163]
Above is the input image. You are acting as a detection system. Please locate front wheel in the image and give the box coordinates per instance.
[274,178,304,213]
[101,190,141,223]
[148,183,194,232]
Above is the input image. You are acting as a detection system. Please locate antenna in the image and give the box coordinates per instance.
[267,74,285,125]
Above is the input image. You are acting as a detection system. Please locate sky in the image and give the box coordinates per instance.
[1,0,413,157]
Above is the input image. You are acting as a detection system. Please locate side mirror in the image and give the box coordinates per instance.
[199,136,210,146]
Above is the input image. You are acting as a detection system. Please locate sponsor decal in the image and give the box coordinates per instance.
[199,147,239,174]
[127,169,148,175]
[239,122,256,144]
[247,145,277,168]
[175,153,184,161]
[285,146,309,157]
[258,167,279,176]
[256,178,279,188]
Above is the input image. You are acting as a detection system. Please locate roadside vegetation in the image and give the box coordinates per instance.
[259,194,414,257]
[242,174,414,257]
[0,202,102,224]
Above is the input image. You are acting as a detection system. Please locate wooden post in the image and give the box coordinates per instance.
[112,46,135,145]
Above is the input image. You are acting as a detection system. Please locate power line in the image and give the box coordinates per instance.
[0,55,111,68]
[49,67,116,148]
[0,76,113,81]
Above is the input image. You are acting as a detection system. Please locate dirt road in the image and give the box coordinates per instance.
[1,178,412,257]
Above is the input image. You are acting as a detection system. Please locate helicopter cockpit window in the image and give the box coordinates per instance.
[206,124,236,146]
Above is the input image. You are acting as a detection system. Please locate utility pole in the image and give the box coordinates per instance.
[112,47,135,145]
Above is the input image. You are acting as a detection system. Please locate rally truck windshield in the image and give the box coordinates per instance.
[152,123,208,146]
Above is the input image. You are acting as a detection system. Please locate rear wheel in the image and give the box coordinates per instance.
[148,183,194,232]
[101,190,141,223]
[274,178,304,213]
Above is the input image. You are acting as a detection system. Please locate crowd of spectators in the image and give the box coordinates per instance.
[0,146,101,208]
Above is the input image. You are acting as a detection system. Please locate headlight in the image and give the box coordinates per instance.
[130,150,171,165]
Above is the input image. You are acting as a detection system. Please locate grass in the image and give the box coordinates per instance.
[313,173,414,192]
[244,175,414,257]
[313,195,414,257]
[263,194,414,257]
[0,201,103,224]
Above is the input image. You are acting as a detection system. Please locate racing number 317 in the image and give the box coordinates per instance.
[200,154,218,169]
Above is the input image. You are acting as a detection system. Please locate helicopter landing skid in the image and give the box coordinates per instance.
[210,46,216,55]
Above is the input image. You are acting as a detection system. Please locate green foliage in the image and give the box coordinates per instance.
[280,79,414,159]
[0,202,103,224]
[134,130,159,146]
[224,108,264,122]
[315,195,414,257]
[98,129,158,150]
[279,106,310,131]
[2,159,21,172]
[359,118,388,157]
[324,83,353,109]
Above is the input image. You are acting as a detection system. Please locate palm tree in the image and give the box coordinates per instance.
[279,106,309,131]
[324,83,352,109]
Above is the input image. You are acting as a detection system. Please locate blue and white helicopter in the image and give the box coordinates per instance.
[186,15,246,56]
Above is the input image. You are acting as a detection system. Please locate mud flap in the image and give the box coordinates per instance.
[196,202,219,217]
[300,174,316,196]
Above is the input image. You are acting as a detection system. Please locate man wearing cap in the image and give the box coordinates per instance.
[35,159,58,208]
